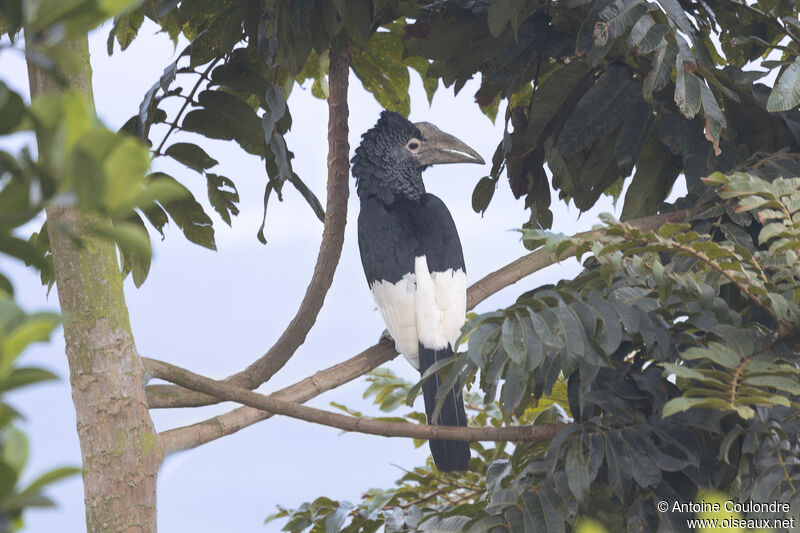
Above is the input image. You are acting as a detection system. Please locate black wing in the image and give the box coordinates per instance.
[357,193,464,286]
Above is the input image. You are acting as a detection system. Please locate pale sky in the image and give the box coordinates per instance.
[1,20,685,532]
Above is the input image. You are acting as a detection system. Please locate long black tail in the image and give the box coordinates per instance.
[418,345,470,472]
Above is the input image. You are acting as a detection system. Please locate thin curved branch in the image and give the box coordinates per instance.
[156,339,398,453]
[152,357,567,456]
[466,208,689,308]
[147,46,352,408]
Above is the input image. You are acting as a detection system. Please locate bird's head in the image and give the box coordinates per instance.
[352,110,484,202]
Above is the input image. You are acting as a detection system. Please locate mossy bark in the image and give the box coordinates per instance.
[26,36,162,532]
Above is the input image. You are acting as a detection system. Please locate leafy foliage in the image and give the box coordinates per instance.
[0,294,79,532]
[0,85,184,289]
[269,167,800,532]
[6,1,800,531]
[267,369,572,533]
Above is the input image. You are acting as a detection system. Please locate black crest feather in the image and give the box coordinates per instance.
[351,111,425,203]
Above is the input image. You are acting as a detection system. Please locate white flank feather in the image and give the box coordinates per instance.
[371,272,419,368]
[370,257,467,370]
[415,256,466,351]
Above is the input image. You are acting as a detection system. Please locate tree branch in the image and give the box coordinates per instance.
[154,209,691,453]
[149,208,691,410]
[466,208,689,308]
[146,45,352,408]
[155,339,398,453]
[151,357,567,456]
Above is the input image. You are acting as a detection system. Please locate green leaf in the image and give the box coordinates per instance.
[619,427,661,488]
[633,22,668,55]
[0,235,48,271]
[3,312,60,364]
[0,82,25,135]
[620,134,680,220]
[262,86,287,141]
[193,90,265,156]
[598,0,650,40]
[0,0,23,39]
[28,0,142,37]
[767,293,789,320]
[179,110,236,149]
[331,0,371,44]
[674,59,702,119]
[682,343,741,369]
[522,490,564,533]
[188,4,243,68]
[164,143,218,173]
[149,173,216,250]
[655,0,695,36]
[287,173,324,222]
[88,220,152,278]
[662,397,713,417]
[501,363,527,414]
[487,0,525,37]
[118,213,152,287]
[576,0,616,65]
[351,32,411,116]
[405,56,439,105]
[107,8,144,54]
[767,57,800,112]
[565,436,591,502]
[604,431,633,500]
[257,181,275,245]
[2,427,27,474]
[643,40,677,101]
[525,61,591,147]
[472,177,496,215]
[0,367,59,394]
[206,173,239,226]
[102,136,151,213]
[557,64,639,155]
[700,83,725,154]
[615,97,655,176]
[17,466,81,500]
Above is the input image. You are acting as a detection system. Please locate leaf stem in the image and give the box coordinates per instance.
[154,58,220,156]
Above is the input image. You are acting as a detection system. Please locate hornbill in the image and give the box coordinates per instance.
[352,111,484,472]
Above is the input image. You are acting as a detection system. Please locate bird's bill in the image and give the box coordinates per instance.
[414,122,485,166]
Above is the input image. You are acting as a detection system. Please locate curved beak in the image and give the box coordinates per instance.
[414,122,485,166]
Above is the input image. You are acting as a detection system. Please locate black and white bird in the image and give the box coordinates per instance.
[352,111,484,472]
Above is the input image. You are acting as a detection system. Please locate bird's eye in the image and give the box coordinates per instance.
[407,139,420,152]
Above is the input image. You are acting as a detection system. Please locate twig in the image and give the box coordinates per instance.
[153,58,219,156]
[150,358,567,456]
[669,240,781,324]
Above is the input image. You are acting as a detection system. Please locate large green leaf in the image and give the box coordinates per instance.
[557,64,639,155]
[148,173,216,250]
[674,59,702,119]
[598,0,650,41]
[620,134,680,220]
[351,31,411,116]
[643,39,677,101]
[0,82,24,135]
[164,143,218,173]
[767,57,800,112]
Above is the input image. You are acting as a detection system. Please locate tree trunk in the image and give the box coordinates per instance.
[26,36,162,532]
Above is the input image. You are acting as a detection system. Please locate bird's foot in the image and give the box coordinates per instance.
[379,328,393,342]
